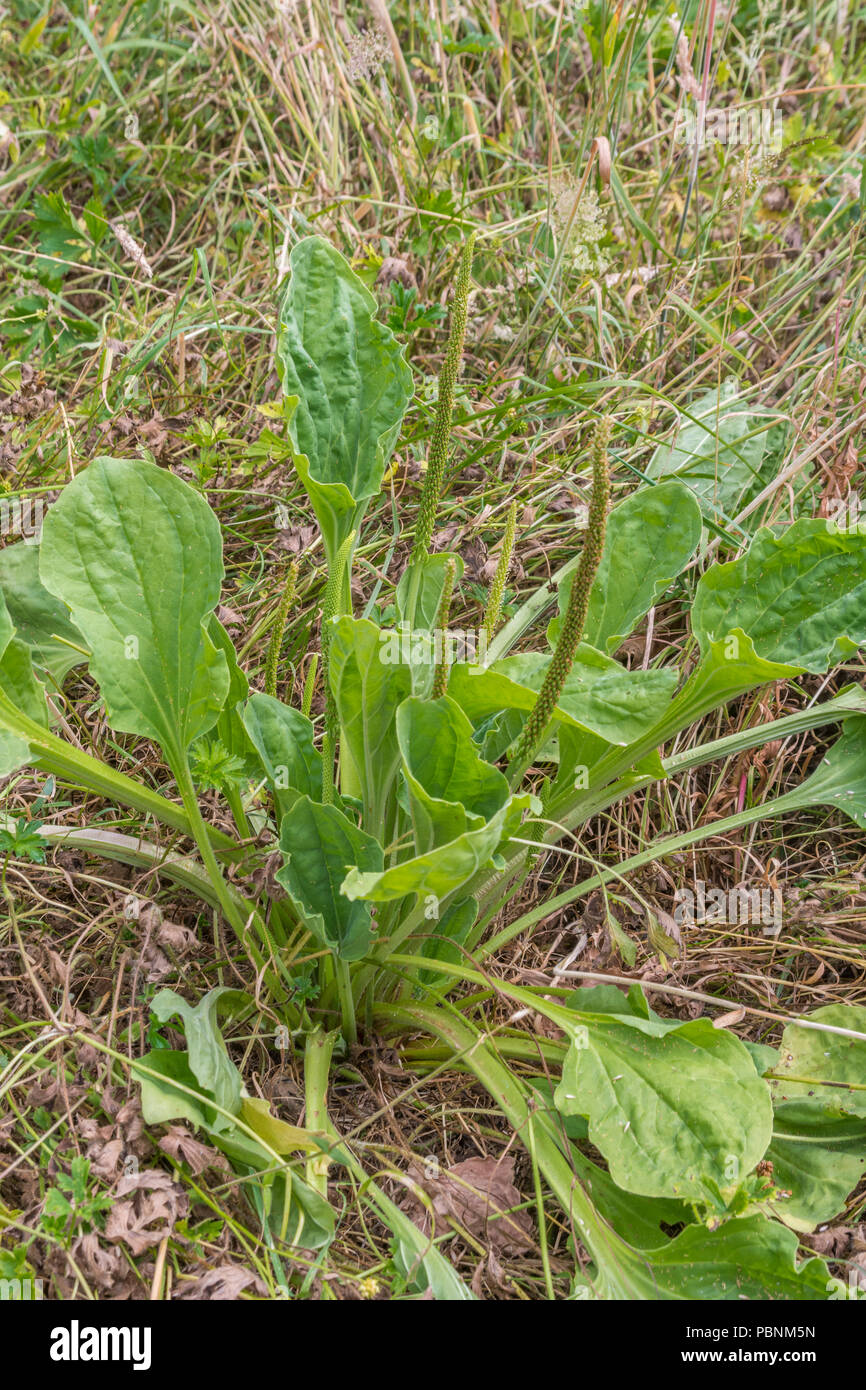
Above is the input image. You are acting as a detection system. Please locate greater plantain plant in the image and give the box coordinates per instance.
[3,235,866,1299]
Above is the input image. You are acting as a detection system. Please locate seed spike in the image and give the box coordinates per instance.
[483,501,517,643]
[301,653,318,718]
[507,417,612,787]
[265,561,298,699]
[432,558,457,698]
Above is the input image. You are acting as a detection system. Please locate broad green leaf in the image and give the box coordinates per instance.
[243,692,322,816]
[239,1096,319,1154]
[208,614,248,706]
[767,1102,866,1229]
[550,480,702,653]
[134,1048,215,1130]
[620,1213,832,1300]
[388,1204,476,1300]
[562,982,658,1021]
[531,1078,691,1249]
[0,588,13,654]
[341,791,533,904]
[208,614,260,781]
[768,1005,866,1116]
[645,382,781,531]
[397,696,509,852]
[652,525,866,746]
[237,1161,334,1252]
[0,589,52,774]
[0,541,87,683]
[39,458,230,766]
[276,236,413,566]
[692,519,866,673]
[329,616,412,824]
[659,630,802,736]
[574,1150,690,1252]
[743,1040,780,1075]
[448,647,678,748]
[0,637,50,734]
[150,987,250,1120]
[555,1016,773,1205]
[555,722,667,793]
[276,796,383,961]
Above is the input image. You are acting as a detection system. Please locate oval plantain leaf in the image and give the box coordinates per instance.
[341,791,533,905]
[149,986,250,1121]
[555,1015,773,1206]
[243,692,322,817]
[38,457,230,767]
[276,236,413,567]
[397,696,510,852]
[626,1213,832,1300]
[767,1102,866,1230]
[276,796,383,961]
[448,647,678,748]
[692,519,866,673]
[645,381,782,532]
[329,615,413,825]
[0,587,53,773]
[768,1004,866,1116]
[779,719,866,830]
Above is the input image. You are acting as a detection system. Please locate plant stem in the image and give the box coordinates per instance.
[174,756,273,973]
[224,782,253,841]
[526,1112,555,1300]
[431,558,457,697]
[335,959,357,1046]
[303,1025,339,1197]
[320,532,354,805]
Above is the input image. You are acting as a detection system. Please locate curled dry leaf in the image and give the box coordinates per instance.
[156,919,198,954]
[246,850,288,902]
[459,536,497,583]
[175,1265,269,1300]
[158,1124,230,1176]
[431,521,462,552]
[590,135,612,187]
[216,603,244,631]
[274,522,317,554]
[87,1136,125,1180]
[712,1005,747,1030]
[104,1171,189,1256]
[805,1224,866,1259]
[376,257,416,289]
[403,1156,534,1258]
[74,1233,137,1298]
